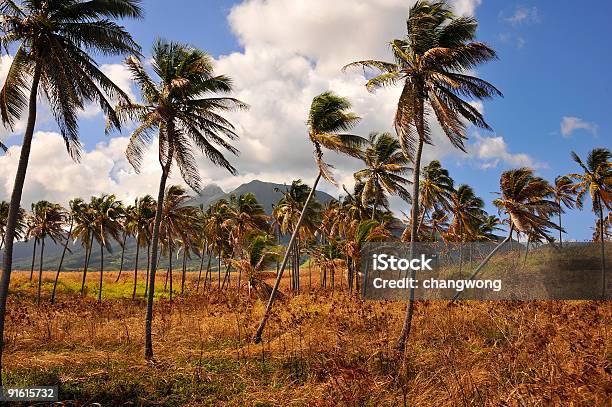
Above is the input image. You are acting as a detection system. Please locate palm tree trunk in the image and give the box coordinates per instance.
[29,238,38,282]
[523,239,530,266]
[36,238,45,305]
[181,247,187,296]
[217,250,222,289]
[80,236,92,295]
[144,243,151,297]
[396,130,425,354]
[452,225,514,300]
[558,201,563,248]
[196,246,206,292]
[98,242,104,304]
[598,197,606,299]
[52,217,74,304]
[0,63,42,385]
[254,170,322,343]
[132,236,140,300]
[145,158,171,360]
[168,242,173,303]
[115,233,128,283]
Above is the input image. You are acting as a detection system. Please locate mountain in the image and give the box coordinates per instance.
[7,180,336,271]
[189,179,336,214]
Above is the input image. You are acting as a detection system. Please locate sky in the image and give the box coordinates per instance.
[0,0,610,241]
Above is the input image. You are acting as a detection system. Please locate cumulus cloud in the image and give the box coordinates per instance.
[2,0,532,208]
[560,116,598,137]
[467,134,544,169]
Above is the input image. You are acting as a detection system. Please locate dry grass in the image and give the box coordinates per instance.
[2,269,611,406]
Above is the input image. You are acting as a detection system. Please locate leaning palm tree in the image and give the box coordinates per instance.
[569,148,611,298]
[354,132,412,219]
[89,194,124,304]
[115,40,246,359]
[27,201,67,304]
[553,175,577,247]
[254,91,365,343]
[453,168,558,300]
[0,1,141,382]
[344,0,501,352]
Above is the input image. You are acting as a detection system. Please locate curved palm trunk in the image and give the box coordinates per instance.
[0,64,42,386]
[29,238,38,282]
[98,243,104,304]
[452,225,514,301]
[115,233,128,283]
[51,218,74,304]
[203,251,212,291]
[132,236,140,300]
[145,160,171,360]
[36,238,45,305]
[168,243,173,303]
[396,132,424,354]
[254,170,322,343]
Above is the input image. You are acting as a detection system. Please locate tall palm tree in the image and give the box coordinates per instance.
[553,175,577,247]
[0,1,141,383]
[569,148,611,298]
[354,132,412,219]
[205,199,231,290]
[115,40,246,359]
[114,201,128,283]
[344,0,501,352]
[454,168,558,299]
[254,91,365,343]
[89,194,124,304]
[125,196,156,299]
[27,201,67,304]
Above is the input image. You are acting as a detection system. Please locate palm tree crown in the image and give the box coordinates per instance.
[0,0,142,158]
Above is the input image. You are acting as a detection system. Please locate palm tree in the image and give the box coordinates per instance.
[254,91,365,343]
[205,199,231,290]
[344,0,501,352]
[125,196,156,299]
[354,132,412,219]
[454,168,558,299]
[448,185,485,241]
[417,160,454,231]
[71,199,96,295]
[115,40,246,359]
[51,199,83,304]
[0,201,26,250]
[114,201,128,283]
[89,195,124,303]
[569,148,611,298]
[475,215,502,241]
[553,175,577,247]
[0,1,141,382]
[27,201,67,304]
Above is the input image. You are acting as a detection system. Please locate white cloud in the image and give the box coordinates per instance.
[560,116,598,137]
[503,6,539,25]
[467,134,544,169]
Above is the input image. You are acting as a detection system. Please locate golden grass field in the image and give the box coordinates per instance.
[3,268,611,406]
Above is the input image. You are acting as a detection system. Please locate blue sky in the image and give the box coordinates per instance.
[0,0,610,241]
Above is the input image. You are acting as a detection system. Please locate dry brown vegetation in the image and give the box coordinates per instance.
[3,270,611,406]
